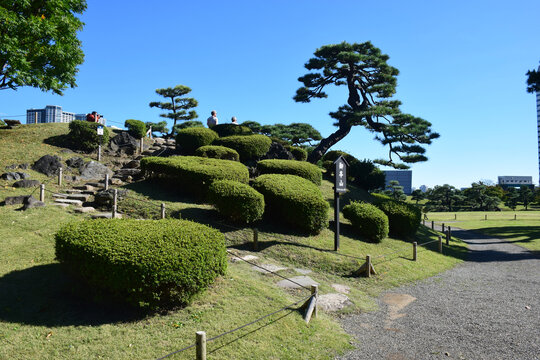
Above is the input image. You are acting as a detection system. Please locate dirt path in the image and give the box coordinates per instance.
[338,228,540,360]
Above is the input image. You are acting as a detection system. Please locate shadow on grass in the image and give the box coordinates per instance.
[122,179,202,205]
[0,263,145,327]
[463,226,540,246]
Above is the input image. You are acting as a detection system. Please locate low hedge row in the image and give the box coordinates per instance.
[252,174,329,234]
[195,145,240,161]
[212,124,252,137]
[176,127,218,154]
[55,219,227,310]
[140,156,249,196]
[342,201,389,243]
[124,119,146,139]
[213,135,272,161]
[371,194,421,238]
[208,180,264,223]
[256,159,322,185]
[67,120,110,152]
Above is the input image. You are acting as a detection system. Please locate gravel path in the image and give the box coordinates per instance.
[338,228,540,360]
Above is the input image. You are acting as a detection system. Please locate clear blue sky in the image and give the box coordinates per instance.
[2,0,539,189]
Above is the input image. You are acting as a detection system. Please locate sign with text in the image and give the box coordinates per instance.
[96,126,104,136]
[334,156,348,193]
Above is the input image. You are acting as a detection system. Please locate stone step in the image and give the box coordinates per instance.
[51,203,70,208]
[52,193,91,201]
[65,189,83,194]
[54,198,83,206]
[73,184,97,191]
[91,212,123,219]
[74,207,96,213]
[85,182,102,187]
[52,193,69,199]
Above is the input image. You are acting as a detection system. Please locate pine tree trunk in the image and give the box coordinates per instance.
[307,123,352,164]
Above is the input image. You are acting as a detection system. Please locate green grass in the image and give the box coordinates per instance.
[427,211,540,252]
[0,123,469,359]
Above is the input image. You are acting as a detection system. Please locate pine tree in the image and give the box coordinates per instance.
[149,85,198,136]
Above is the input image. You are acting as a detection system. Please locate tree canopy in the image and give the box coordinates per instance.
[149,85,198,136]
[260,123,322,146]
[294,41,439,165]
[526,65,540,93]
[0,0,86,95]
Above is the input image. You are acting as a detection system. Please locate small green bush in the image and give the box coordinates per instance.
[374,198,421,238]
[124,119,147,139]
[213,135,272,161]
[257,159,322,185]
[288,146,308,161]
[252,174,329,234]
[55,219,227,310]
[342,201,389,243]
[212,124,253,137]
[68,120,110,152]
[176,127,218,154]
[173,120,204,133]
[208,180,264,223]
[195,145,240,161]
[141,156,249,196]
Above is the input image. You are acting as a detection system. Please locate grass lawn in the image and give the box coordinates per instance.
[427,211,540,252]
[0,123,469,359]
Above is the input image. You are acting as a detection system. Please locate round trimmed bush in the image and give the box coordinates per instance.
[374,199,421,238]
[252,174,329,234]
[55,219,227,310]
[208,180,264,223]
[342,201,389,242]
[68,120,110,152]
[257,159,322,185]
[176,127,218,154]
[141,156,249,196]
[213,135,272,161]
[195,145,240,161]
[212,124,252,137]
[124,119,146,139]
[288,146,308,161]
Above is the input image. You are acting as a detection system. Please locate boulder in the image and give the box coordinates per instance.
[94,189,128,206]
[32,155,62,176]
[262,142,294,160]
[4,195,31,205]
[18,163,29,170]
[79,161,113,180]
[109,132,139,155]
[4,120,21,126]
[22,196,46,210]
[13,179,40,188]
[66,157,84,169]
[1,172,30,181]
[123,160,140,169]
[5,164,18,170]
[114,168,141,180]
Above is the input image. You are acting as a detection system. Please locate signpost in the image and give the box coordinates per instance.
[333,156,348,251]
[97,125,104,161]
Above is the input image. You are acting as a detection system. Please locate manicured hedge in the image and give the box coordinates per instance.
[342,201,389,243]
[195,145,240,161]
[371,195,421,238]
[140,156,249,196]
[252,174,329,234]
[213,135,272,161]
[208,180,264,223]
[55,219,227,310]
[68,120,110,152]
[176,127,218,154]
[288,146,308,161]
[124,119,146,139]
[257,159,322,185]
[212,124,252,137]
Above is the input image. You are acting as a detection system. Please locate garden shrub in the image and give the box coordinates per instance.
[287,146,308,161]
[68,120,110,152]
[373,197,421,238]
[176,127,218,154]
[140,156,249,196]
[212,123,252,137]
[252,174,329,234]
[195,145,240,161]
[208,180,264,223]
[342,201,389,243]
[55,219,227,310]
[173,120,204,133]
[124,119,146,139]
[257,159,322,185]
[322,150,385,191]
[213,134,272,161]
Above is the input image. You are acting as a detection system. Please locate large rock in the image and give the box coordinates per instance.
[13,179,40,188]
[94,189,128,206]
[109,132,139,155]
[32,155,62,176]
[262,142,294,160]
[79,161,113,180]
[4,195,31,205]
[22,196,45,210]
[123,160,140,169]
[114,168,141,180]
[1,172,30,181]
[66,157,84,169]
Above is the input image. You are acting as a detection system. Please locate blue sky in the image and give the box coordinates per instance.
[1,0,539,188]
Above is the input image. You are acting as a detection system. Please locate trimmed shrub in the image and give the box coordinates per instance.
[288,146,308,161]
[342,201,389,242]
[257,159,322,185]
[373,198,421,238]
[212,124,252,137]
[252,174,329,234]
[176,127,218,154]
[140,156,249,196]
[208,180,264,223]
[195,145,240,161]
[173,120,204,132]
[68,120,110,152]
[124,119,146,139]
[213,135,272,161]
[55,219,227,310]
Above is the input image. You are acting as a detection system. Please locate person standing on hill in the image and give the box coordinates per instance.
[231,116,238,125]
[207,110,218,127]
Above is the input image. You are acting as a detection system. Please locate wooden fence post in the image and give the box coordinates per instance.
[40,184,45,202]
[104,174,109,190]
[139,138,144,154]
[58,167,63,187]
[431,221,434,230]
[442,223,445,233]
[311,284,318,318]
[454,213,457,220]
[438,235,443,253]
[161,203,166,219]
[413,242,417,261]
[446,230,450,245]
[485,214,487,220]
[366,255,372,278]
[514,214,517,220]
[112,189,117,219]
[196,331,206,360]
[253,228,258,251]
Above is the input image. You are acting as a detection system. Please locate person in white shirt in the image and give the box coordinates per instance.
[207,110,218,127]
[231,116,238,125]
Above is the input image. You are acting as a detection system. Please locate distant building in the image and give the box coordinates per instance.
[383,170,412,195]
[419,185,428,193]
[26,106,106,125]
[498,176,534,189]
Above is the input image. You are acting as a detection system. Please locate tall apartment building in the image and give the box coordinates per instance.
[26,105,105,125]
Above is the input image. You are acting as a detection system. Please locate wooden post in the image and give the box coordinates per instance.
[334,192,340,251]
[112,189,117,219]
[139,137,144,154]
[442,223,445,233]
[253,228,258,251]
[161,203,166,219]
[97,144,102,162]
[34,112,38,124]
[196,331,206,360]
[454,213,457,220]
[366,255,372,278]
[40,184,45,202]
[438,235,443,253]
[104,174,109,190]
[448,226,451,237]
[311,284,318,318]
[514,214,517,220]
[58,167,63,186]
[446,230,450,245]
[413,242,417,261]
[485,214,487,220]
[431,220,434,230]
